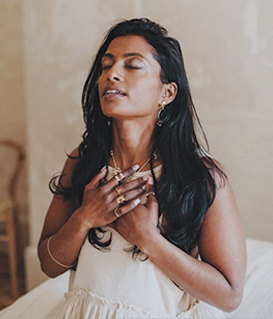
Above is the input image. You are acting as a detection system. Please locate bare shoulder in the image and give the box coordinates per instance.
[200,155,226,189]
[200,157,244,252]
[59,147,80,187]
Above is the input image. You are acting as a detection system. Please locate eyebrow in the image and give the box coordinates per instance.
[102,52,146,59]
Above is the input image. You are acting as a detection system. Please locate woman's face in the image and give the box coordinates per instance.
[98,35,164,123]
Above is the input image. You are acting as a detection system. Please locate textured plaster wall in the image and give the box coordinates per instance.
[142,0,273,241]
[23,0,273,247]
[0,0,28,257]
[22,0,140,249]
[1,0,272,287]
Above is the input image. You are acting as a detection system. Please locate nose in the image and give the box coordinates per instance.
[107,63,123,82]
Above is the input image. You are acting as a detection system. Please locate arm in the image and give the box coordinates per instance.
[38,148,89,278]
[38,149,147,278]
[116,175,247,312]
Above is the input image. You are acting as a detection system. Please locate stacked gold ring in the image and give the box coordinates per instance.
[114,172,125,183]
[116,195,125,205]
[114,187,122,195]
[114,207,120,218]
[146,191,156,198]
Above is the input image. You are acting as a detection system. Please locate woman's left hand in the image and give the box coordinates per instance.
[114,189,159,247]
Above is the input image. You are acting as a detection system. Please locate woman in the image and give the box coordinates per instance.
[38,18,246,318]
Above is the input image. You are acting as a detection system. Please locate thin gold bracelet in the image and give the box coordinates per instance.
[47,235,76,268]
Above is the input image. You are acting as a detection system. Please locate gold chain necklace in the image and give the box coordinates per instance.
[110,150,156,180]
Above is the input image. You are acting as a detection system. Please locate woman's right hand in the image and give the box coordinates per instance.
[78,165,148,231]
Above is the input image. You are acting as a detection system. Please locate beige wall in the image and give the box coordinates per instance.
[0,0,28,258]
[24,0,272,245]
[22,0,139,248]
[1,0,273,287]
[142,0,273,242]
[22,0,141,288]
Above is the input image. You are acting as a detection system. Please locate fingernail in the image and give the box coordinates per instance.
[134,198,140,206]
[148,176,154,185]
[132,164,140,171]
[100,165,106,171]
[143,175,149,181]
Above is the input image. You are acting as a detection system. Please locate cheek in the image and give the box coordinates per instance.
[131,74,161,94]
[132,79,161,105]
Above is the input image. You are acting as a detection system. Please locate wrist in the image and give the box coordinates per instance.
[72,207,93,234]
[137,229,162,256]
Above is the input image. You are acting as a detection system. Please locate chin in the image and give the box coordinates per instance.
[101,107,132,119]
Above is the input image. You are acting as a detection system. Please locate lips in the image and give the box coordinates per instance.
[103,86,126,96]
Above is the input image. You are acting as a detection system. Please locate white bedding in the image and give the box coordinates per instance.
[1,237,273,319]
[227,238,273,318]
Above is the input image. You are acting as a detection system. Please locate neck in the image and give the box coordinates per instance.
[110,118,157,170]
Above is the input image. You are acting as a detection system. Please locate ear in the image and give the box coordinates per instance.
[162,82,178,105]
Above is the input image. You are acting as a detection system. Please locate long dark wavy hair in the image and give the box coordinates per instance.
[50,18,225,255]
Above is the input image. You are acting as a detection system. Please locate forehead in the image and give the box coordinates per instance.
[104,35,157,60]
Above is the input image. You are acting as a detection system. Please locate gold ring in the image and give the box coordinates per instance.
[114,207,120,218]
[116,195,125,205]
[114,172,125,183]
[114,187,122,195]
[146,191,156,198]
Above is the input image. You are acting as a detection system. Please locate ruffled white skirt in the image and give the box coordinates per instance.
[53,288,226,319]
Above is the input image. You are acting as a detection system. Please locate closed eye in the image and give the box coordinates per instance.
[102,64,141,70]
[126,65,142,69]
[101,65,112,70]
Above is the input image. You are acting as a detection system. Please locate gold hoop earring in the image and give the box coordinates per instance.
[157,100,166,127]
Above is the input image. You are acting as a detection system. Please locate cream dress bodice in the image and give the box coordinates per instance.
[53,166,226,318]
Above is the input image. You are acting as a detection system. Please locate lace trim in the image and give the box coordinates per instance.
[65,288,199,318]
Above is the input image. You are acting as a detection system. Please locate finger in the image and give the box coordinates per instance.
[146,182,155,194]
[111,198,141,219]
[142,176,154,192]
[145,193,158,211]
[108,176,148,202]
[85,166,107,190]
[116,187,145,204]
[121,175,149,192]
[145,184,157,209]
[102,164,140,192]
[109,186,144,209]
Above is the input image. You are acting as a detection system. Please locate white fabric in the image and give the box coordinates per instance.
[226,239,273,319]
[50,165,225,318]
[0,273,68,319]
[52,228,225,318]
[1,238,273,318]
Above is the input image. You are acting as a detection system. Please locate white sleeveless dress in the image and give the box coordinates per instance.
[53,165,226,319]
